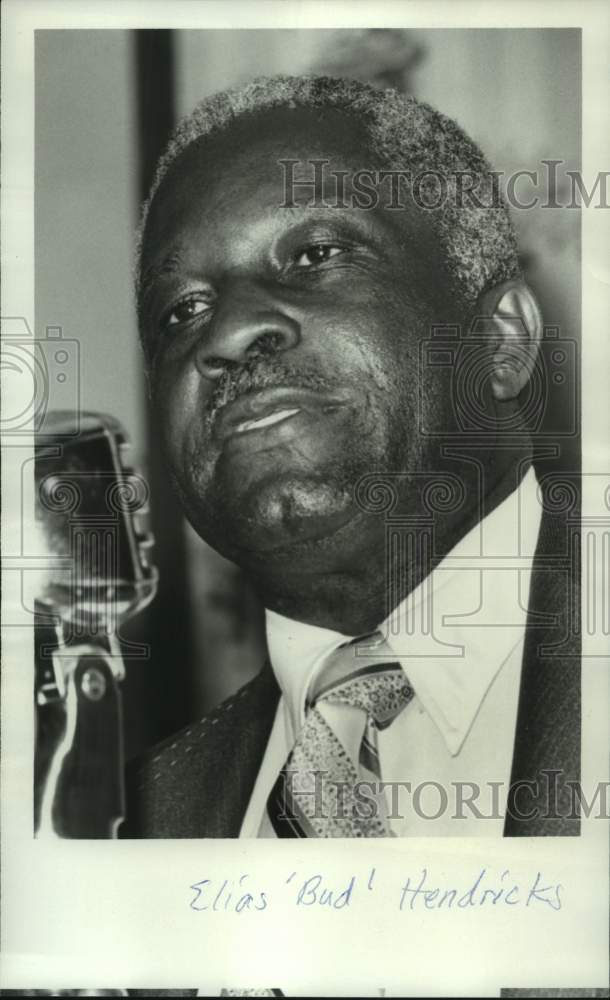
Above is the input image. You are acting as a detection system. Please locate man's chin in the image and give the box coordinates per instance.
[204,477,357,557]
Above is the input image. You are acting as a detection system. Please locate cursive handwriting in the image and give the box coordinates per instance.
[188,866,562,914]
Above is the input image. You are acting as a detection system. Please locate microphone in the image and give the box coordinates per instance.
[33,412,158,838]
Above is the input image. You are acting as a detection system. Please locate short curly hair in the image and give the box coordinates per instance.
[136,74,520,311]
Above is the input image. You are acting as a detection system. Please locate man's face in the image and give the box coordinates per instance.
[139,108,455,572]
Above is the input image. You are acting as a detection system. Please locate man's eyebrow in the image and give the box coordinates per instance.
[280,205,406,261]
[277,204,390,238]
[139,251,184,300]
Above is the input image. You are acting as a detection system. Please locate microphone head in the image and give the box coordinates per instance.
[34,410,158,632]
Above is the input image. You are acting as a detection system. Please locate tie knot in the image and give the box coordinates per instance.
[310,633,413,730]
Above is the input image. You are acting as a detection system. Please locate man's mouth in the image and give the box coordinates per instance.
[234,407,301,434]
[214,386,351,443]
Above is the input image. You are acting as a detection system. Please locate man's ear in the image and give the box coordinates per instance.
[474,278,543,402]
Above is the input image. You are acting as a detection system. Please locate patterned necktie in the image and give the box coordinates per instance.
[267,633,413,837]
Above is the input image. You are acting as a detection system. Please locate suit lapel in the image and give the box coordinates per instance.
[504,501,581,836]
[123,662,280,838]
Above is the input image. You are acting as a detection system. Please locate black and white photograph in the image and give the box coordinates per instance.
[2,1,609,995]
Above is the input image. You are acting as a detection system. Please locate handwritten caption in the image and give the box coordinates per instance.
[188,866,562,915]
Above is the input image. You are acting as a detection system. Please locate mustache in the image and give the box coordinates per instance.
[208,360,336,422]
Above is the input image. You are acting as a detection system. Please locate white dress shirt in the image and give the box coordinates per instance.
[240,467,542,837]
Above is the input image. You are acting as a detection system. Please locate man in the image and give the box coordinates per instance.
[122,75,580,839]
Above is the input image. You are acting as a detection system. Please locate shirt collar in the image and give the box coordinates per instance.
[264,610,349,741]
[265,467,542,754]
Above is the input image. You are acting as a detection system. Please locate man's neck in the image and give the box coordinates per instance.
[249,452,532,635]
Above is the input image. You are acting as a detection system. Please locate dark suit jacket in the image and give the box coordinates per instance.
[122,500,581,839]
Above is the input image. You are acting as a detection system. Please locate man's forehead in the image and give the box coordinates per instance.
[140,103,441,286]
[154,105,374,200]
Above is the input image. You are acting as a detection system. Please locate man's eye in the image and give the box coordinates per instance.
[294,244,344,268]
[164,297,211,328]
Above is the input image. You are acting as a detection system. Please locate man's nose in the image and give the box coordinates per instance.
[194,281,301,379]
